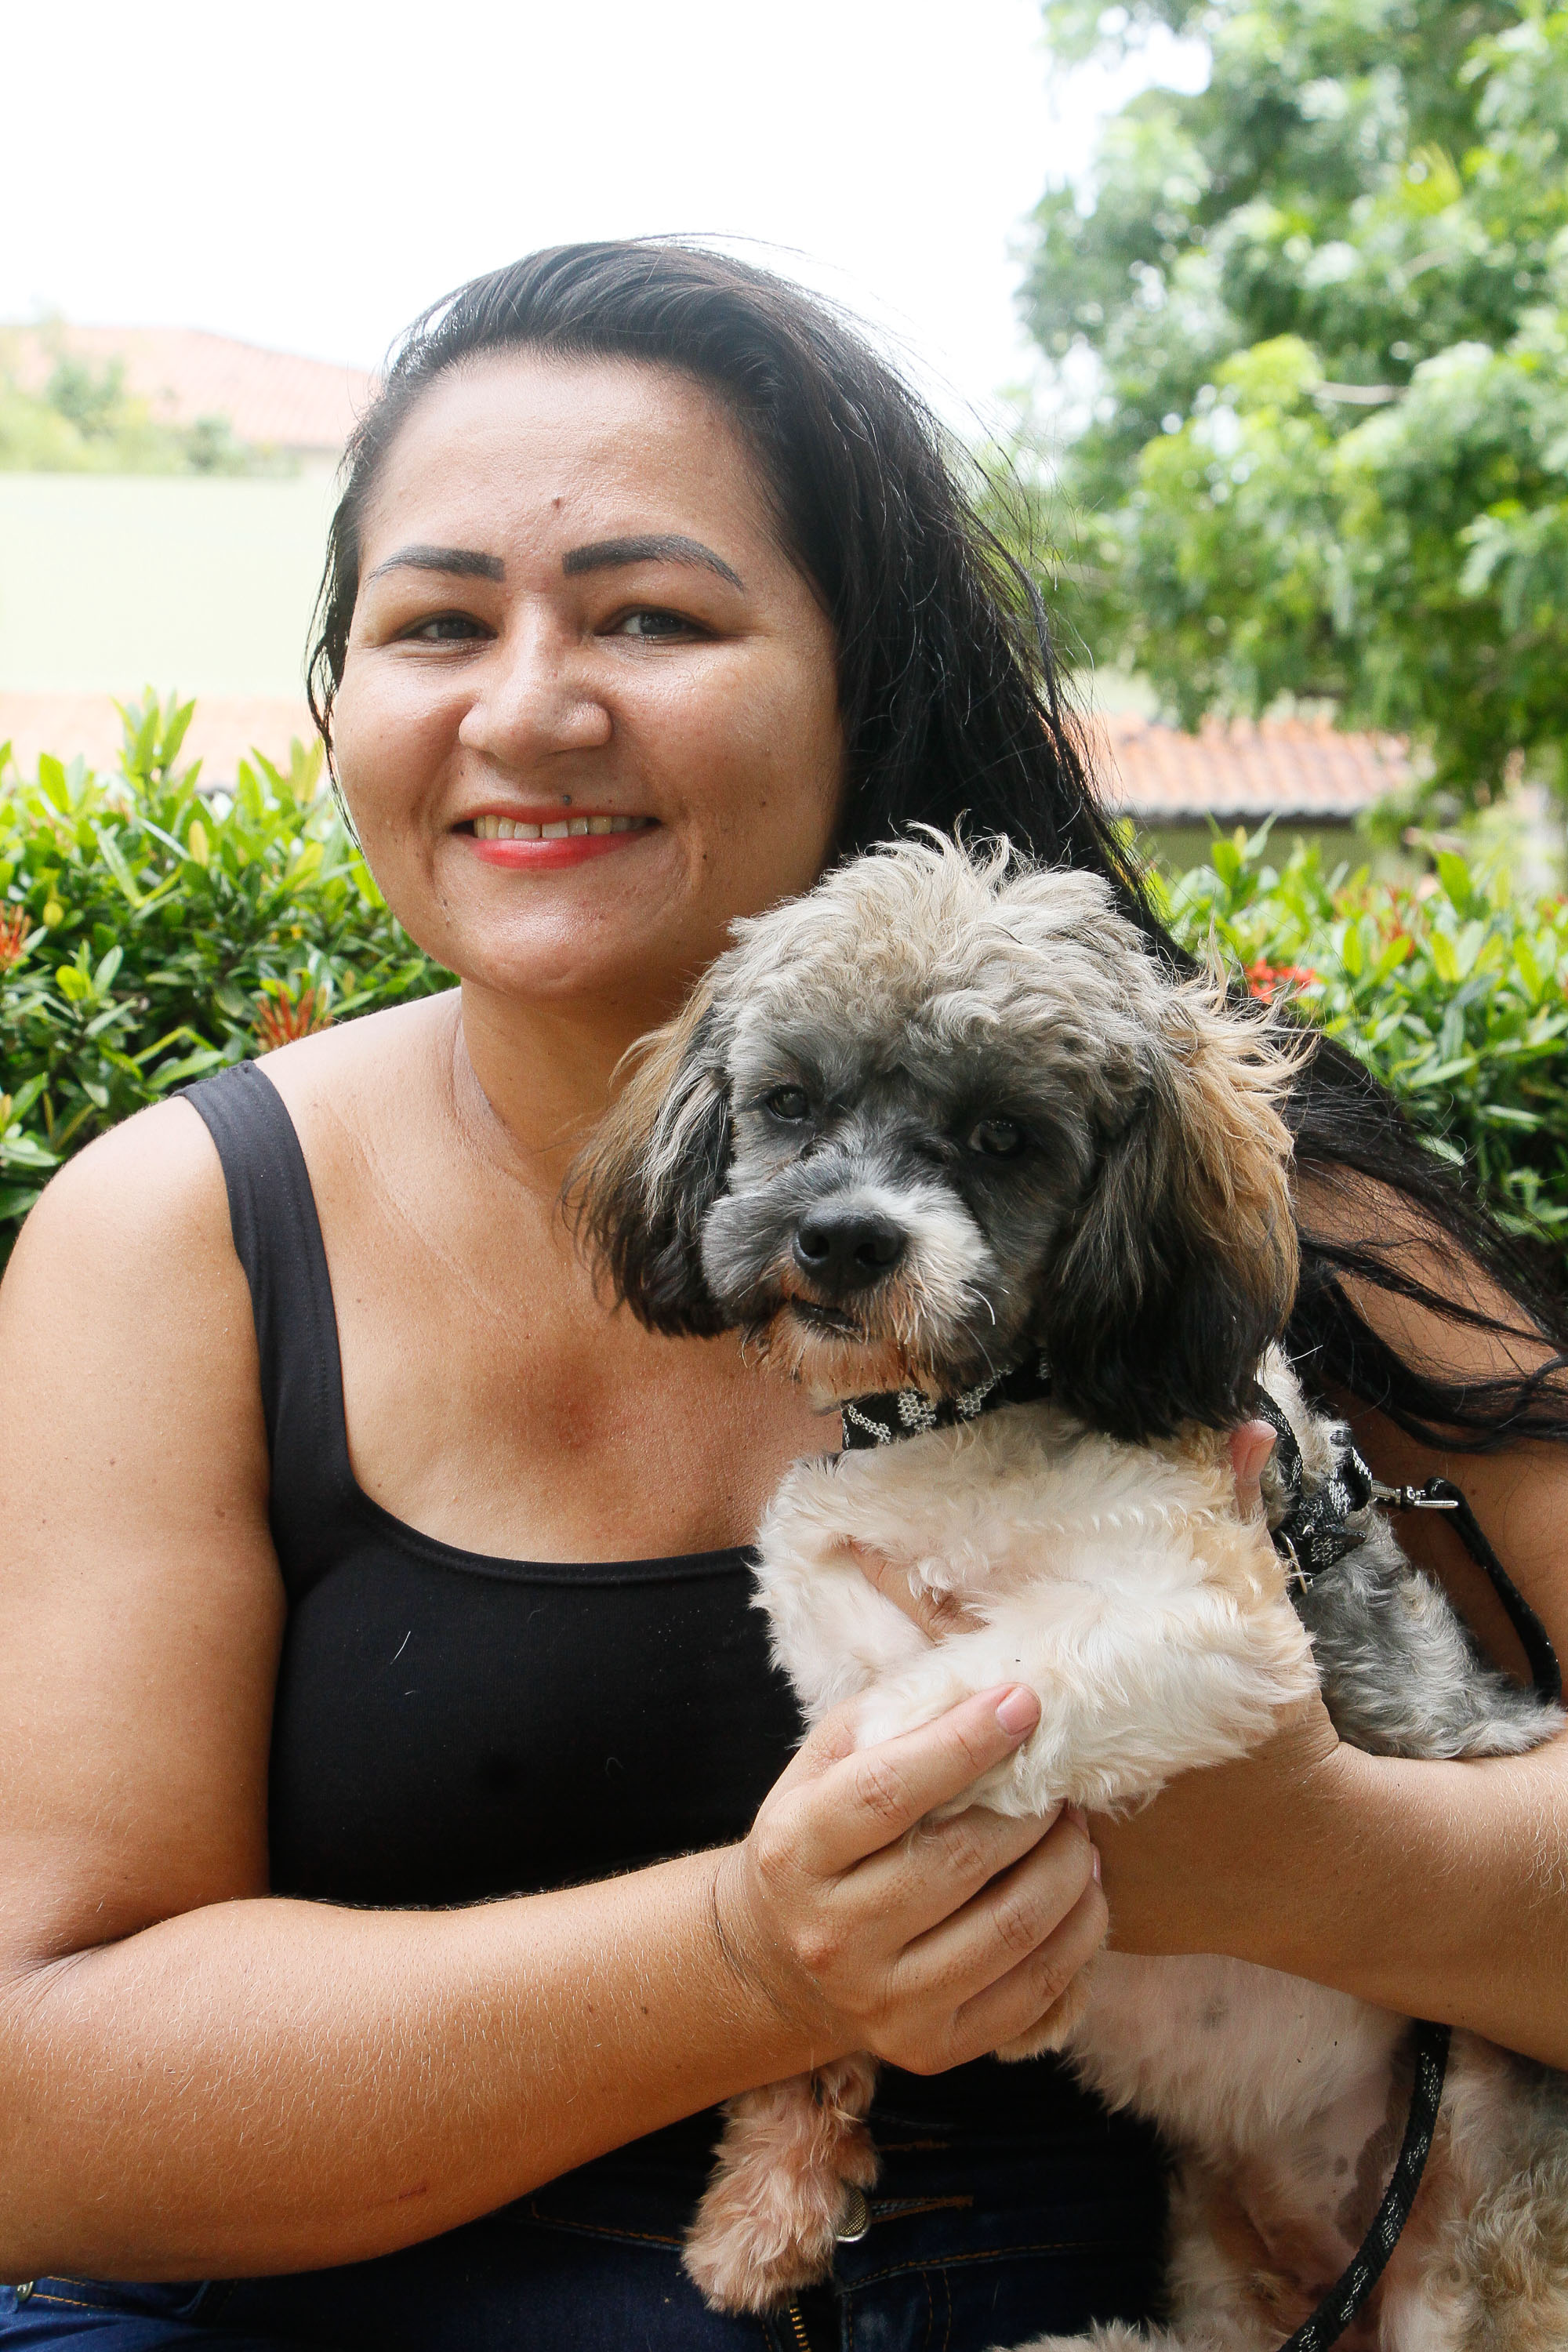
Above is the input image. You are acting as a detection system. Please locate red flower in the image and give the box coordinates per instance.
[254,983,332,1053]
[0,906,32,971]
[1244,956,1319,1004]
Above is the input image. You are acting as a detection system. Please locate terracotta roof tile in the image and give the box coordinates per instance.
[2,326,375,456]
[1090,712,1406,821]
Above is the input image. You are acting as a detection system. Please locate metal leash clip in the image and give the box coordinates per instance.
[1368,1479,1460,1512]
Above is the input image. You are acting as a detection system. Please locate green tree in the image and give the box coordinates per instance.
[1024,1,1568,810]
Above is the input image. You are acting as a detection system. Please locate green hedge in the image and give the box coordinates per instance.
[0,693,452,1262]
[1157,832,1568,1257]
[4,695,1568,1274]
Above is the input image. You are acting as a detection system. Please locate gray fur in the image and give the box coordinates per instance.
[1288,1497,1559,1761]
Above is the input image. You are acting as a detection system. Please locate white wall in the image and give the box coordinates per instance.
[0,474,335,700]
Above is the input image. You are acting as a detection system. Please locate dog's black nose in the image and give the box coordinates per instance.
[793,1210,906,1295]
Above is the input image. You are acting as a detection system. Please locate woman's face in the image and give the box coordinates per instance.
[332,352,844,1019]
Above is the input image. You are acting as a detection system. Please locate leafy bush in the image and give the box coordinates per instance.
[0,693,452,1264]
[1158,826,1568,1255]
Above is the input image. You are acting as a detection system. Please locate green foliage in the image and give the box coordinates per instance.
[0,693,453,1264]
[1157,820,1568,1247]
[1022,1,1568,810]
[0,341,290,475]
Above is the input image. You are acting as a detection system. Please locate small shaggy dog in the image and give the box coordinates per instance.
[575,837,1568,2350]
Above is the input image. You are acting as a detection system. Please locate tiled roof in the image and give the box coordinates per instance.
[2,326,375,456]
[1091,711,1407,822]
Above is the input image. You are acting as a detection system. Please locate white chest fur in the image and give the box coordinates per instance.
[754,1403,1319,1816]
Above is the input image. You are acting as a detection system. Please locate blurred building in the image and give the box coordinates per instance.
[1093,711,1406,869]
[2,324,373,471]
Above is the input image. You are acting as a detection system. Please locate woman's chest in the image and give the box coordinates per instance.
[320,1153,825,1563]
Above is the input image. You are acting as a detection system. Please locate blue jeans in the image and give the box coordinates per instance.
[0,2106,1167,2350]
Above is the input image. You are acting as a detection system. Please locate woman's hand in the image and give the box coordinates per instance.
[713,1686,1105,2075]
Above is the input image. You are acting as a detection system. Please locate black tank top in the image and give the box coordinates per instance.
[184,1058,1171,2167]
[186,1059,802,1907]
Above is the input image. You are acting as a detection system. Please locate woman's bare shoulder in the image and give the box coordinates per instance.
[6,1091,236,1303]
[249,989,459,1145]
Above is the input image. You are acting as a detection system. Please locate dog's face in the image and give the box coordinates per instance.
[574,840,1301,1441]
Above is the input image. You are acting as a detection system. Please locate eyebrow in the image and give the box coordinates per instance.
[561,534,743,590]
[365,543,506,584]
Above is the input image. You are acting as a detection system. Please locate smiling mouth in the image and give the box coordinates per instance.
[466,813,655,841]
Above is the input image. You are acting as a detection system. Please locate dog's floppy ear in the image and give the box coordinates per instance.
[1040,975,1301,1441]
[566,977,735,1336]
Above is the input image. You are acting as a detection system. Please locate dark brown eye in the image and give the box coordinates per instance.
[766,1086,811,1122]
[967,1116,1024,1158]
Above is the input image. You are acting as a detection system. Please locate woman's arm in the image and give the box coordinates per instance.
[1097,1179,1568,2066]
[0,1108,1102,2281]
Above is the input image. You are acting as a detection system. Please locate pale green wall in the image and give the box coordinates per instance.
[0,473,336,699]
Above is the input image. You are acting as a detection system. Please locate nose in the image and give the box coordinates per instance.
[456,608,613,767]
[792,1210,906,1297]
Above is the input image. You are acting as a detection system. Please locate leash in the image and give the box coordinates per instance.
[1270,2017,1450,2352]
[1246,1392,1559,2350]
[842,1365,1558,2352]
[1250,1390,1561,1704]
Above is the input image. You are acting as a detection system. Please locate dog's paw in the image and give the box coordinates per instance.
[681,2064,879,2315]
[683,2169,855,2314]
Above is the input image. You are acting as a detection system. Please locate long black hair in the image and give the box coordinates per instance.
[308,238,1568,1453]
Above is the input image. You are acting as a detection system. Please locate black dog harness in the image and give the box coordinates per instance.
[841,1365,1559,2352]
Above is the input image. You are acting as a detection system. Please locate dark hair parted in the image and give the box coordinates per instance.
[316,239,1568,1455]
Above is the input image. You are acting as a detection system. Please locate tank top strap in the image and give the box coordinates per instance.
[183,1059,358,1596]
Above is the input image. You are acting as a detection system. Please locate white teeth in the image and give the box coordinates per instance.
[473,815,542,839]
[472,812,648,841]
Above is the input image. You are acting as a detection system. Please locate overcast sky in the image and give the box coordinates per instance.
[6,0,1203,432]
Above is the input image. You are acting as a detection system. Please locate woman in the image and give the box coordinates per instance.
[0,242,1564,2352]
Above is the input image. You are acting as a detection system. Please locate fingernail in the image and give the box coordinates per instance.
[995,1685,1039,1737]
[1091,1846,1102,1885]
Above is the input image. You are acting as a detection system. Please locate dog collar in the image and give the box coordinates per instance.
[1250,1390,1388,1584]
[840,1352,1053,1451]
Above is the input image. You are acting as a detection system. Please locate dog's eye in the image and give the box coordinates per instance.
[764,1085,812,1123]
[967,1116,1025,1158]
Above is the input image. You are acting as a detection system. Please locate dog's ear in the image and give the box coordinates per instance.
[566,978,735,1336]
[1039,975,1301,1440]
